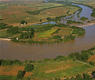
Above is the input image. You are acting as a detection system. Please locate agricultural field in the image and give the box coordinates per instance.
[0,1,79,26]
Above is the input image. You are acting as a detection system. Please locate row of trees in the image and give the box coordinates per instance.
[64,73,95,80]
[7,26,20,34]
[53,71,95,80]
[20,28,35,39]
[69,51,92,62]
[80,17,88,21]
[5,24,35,40]
[0,23,8,29]
[71,26,85,36]
[64,34,75,42]
[0,60,22,66]
[91,9,95,17]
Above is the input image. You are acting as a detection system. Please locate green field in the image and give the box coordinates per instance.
[31,60,94,80]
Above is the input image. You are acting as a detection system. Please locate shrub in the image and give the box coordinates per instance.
[0,60,13,66]
[20,28,34,39]
[69,50,90,62]
[83,73,91,80]
[65,73,92,80]
[91,9,95,17]
[80,17,88,21]
[53,35,62,40]
[7,26,19,34]
[64,35,75,42]
[54,56,66,61]
[0,60,22,66]
[0,23,8,29]
[72,26,85,36]
[69,52,81,60]
[92,71,95,78]
[17,70,26,79]
[20,20,27,25]
[24,64,34,72]
[89,61,95,66]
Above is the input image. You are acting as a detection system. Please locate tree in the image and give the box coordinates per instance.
[24,64,34,72]
[55,77,61,80]
[91,9,95,17]
[47,17,52,21]
[20,20,27,25]
[80,51,89,62]
[0,23,7,29]
[80,17,88,21]
[92,71,95,78]
[40,19,42,22]
[20,28,35,39]
[17,70,26,80]
[83,73,91,80]
[7,26,19,34]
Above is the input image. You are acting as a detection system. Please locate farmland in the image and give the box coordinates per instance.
[0,1,79,26]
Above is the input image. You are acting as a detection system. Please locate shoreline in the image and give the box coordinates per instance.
[0,38,11,41]
[77,22,95,27]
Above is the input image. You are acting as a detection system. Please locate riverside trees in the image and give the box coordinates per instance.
[20,28,35,39]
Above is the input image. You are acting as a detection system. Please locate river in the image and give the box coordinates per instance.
[0,3,95,61]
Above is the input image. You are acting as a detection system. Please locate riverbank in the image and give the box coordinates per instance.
[77,22,95,27]
[0,38,11,41]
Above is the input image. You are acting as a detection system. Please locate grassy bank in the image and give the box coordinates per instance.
[0,46,95,80]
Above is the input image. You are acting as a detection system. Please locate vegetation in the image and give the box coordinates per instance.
[1,46,95,80]
[24,64,34,72]
[0,23,85,43]
[20,28,35,39]
[7,26,20,34]
[92,71,95,78]
[26,6,64,15]
[91,9,95,17]
[20,20,27,25]
[64,73,93,80]
[67,20,82,24]
[0,60,22,66]
[0,23,8,30]
[80,17,88,21]
[0,75,16,80]
[16,70,26,80]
